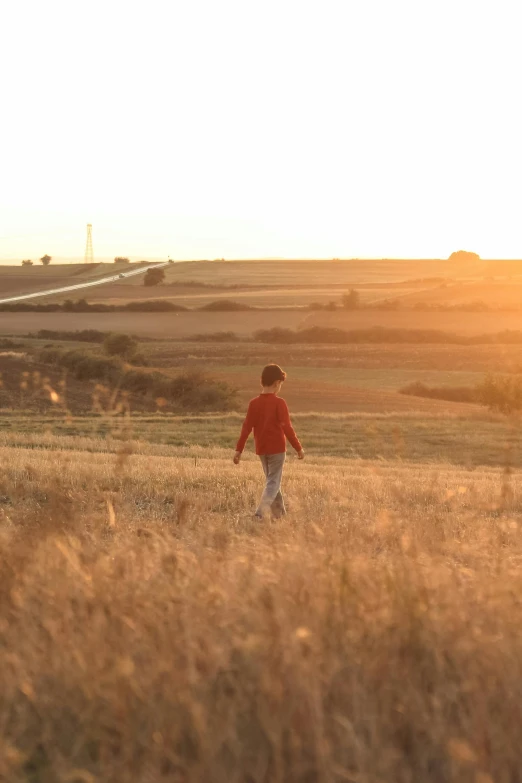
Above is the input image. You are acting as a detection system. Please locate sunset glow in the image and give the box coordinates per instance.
[1,0,521,261]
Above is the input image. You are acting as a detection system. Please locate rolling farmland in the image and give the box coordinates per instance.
[2,257,522,781]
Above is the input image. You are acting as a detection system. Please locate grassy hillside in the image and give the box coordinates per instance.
[0,408,517,466]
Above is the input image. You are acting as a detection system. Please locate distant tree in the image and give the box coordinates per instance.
[342,289,360,310]
[21,259,33,266]
[114,257,130,263]
[63,298,89,312]
[39,254,52,266]
[104,332,138,359]
[448,250,480,262]
[477,374,522,415]
[143,267,166,287]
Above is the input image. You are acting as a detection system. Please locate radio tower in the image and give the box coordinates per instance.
[84,223,94,263]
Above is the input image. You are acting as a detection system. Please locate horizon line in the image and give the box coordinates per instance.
[3,256,522,265]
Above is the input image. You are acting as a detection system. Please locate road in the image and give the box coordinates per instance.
[0,262,170,304]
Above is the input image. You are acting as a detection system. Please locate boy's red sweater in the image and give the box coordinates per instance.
[236,394,302,455]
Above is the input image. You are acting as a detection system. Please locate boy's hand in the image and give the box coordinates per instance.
[233,451,242,465]
[297,449,305,460]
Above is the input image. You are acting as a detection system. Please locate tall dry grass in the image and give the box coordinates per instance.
[1,445,522,781]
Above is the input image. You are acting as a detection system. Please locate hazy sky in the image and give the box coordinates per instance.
[1,0,521,262]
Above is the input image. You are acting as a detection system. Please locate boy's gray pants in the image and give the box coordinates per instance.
[255,453,286,518]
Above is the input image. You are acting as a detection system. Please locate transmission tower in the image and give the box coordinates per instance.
[84,224,94,263]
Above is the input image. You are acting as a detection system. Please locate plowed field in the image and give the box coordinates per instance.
[0,310,305,338]
[303,308,522,336]
[0,264,103,295]
[396,281,522,308]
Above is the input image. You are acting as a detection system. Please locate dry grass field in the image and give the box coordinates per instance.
[2,438,522,781]
[2,409,519,466]
[3,257,522,780]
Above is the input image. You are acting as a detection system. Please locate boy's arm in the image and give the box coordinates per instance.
[235,402,255,454]
[279,399,303,453]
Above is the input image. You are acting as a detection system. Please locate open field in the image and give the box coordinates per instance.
[72,283,424,307]
[210,370,479,413]
[0,349,484,416]
[0,311,305,338]
[6,306,522,340]
[5,260,522,314]
[1,260,445,301]
[2,438,522,780]
[91,258,460,287]
[0,409,519,466]
[303,308,522,336]
[3,256,522,779]
[397,281,522,308]
[0,263,109,295]
[0,354,479,416]
[6,337,522,374]
[208,364,481,390]
[145,340,522,373]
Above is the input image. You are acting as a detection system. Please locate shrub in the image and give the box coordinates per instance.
[143,267,166,286]
[401,376,522,414]
[184,331,239,342]
[39,347,124,384]
[114,257,130,263]
[38,348,237,411]
[0,338,23,349]
[122,300,186,312]
[399,382,478,404]
[477,375,522,414]
[128,352,149,366]
[199,300,252,311]
[21,259,33,266]
[0,299,189,313]
[370,298,401,310]
[103,333,138,359]
[254,327,297,344]
[342,289,360,310]
[449,249,480,262]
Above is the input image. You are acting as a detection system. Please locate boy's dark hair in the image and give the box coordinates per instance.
[261,364,287,386]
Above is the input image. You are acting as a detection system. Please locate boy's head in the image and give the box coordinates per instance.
[261,364,286,390]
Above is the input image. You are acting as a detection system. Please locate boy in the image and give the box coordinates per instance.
[234,364,304,518]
